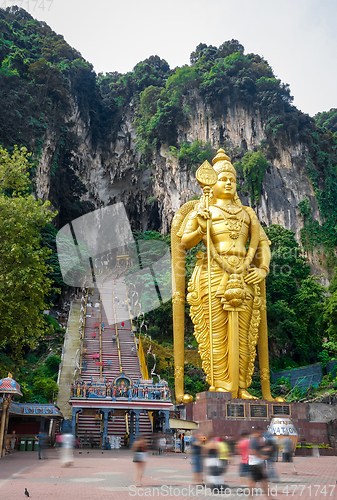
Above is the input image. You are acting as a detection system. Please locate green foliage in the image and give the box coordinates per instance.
[277,376,292,391]
[45,355,61,375]
[0,351,16,376]
[148,325,161,340]
[40,223,65,302]
[108,55,170,108]
[265,225,325,366]
[135,85,185,158]
[320,340,337,356]
[166,65,198,93]
[317,348,330,368]
[133,40,297,159]
[234,151,269,203]
[287,385,306,402]
[248,375,262,399]
[0,7,102,226]
[323,268,337,342]
[190,43,220,65]
[32,377,58,402]
[176,140,214,170]
[0,326,63,403]
[44,314,60,331]
[147,196,157,205]
[16,341,62,402]
[297,127,337,263]
[0,145,55,358]
[183,366,206,398]
[314,108,337,134]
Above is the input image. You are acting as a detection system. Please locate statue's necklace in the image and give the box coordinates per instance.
[215,204,244,240]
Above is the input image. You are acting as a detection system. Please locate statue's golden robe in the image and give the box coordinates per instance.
[186,216,270,392]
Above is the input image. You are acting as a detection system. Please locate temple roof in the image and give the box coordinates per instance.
[0,373,23,397]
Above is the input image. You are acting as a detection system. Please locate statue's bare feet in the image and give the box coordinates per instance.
[262,392,286,402]
[238,389,258,399]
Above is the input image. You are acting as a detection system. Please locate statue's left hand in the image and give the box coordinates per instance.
[244,267,267,284]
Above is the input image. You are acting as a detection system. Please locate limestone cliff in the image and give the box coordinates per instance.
[0,8,335,278]
[37,97,320,247]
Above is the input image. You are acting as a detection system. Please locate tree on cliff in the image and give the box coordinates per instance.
[0,145,55,358]
[323,268,337,342]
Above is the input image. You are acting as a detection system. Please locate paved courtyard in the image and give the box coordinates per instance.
[0,449,336,499]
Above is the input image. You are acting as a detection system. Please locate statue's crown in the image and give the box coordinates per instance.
[212,148,236,176]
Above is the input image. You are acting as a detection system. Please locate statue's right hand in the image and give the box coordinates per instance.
[196,206,210,233]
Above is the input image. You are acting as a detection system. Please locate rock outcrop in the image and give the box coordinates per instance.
[37,97,320,252]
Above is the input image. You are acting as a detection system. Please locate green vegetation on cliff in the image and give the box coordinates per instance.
[234,151,269,204]
[315,108,337,134]
[132,39,300,162]
[298,125,337,264]
[0,6,102,225]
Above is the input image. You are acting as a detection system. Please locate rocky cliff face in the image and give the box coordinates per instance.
[0,7,328,275]
[38,96,320,252]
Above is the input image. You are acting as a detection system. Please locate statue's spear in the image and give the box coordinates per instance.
[196,161,218,390]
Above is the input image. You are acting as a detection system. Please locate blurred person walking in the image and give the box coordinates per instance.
[216,436,230,485]
[132,435,148,486]
[248,427,269,499]
[282,436,297,474]
[190,431,204,485]
[237,430,250,486]
[158,435,166,455]
[60,433,75,467]
[204,436,224,491]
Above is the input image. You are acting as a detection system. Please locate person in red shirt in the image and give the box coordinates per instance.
[237,430,250,487]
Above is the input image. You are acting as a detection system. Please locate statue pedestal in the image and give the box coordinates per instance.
[183,391,330,447]
[188,391,233,436]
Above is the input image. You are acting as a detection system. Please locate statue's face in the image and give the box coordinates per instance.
[213,171,236,200]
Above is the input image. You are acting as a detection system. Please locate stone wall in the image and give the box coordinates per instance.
[185,392,336,447]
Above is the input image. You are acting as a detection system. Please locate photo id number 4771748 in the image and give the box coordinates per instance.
[280,485,335,497]
[1,0,53,11]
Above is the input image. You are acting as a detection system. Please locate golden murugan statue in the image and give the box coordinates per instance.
[172,149,280,403]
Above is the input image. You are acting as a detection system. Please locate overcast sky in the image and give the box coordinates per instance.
[15,0,337,117]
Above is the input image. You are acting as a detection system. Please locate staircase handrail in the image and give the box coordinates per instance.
[125,281,143,376]
[79,288,89,376]
[138,334,149,380]
[113,265,127,374]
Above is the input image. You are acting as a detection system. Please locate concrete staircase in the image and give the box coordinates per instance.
[56,299,82,420]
